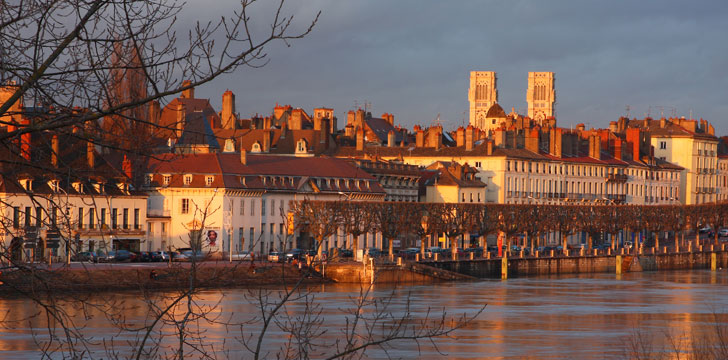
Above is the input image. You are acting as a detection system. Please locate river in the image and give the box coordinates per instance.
[1,270,727,359]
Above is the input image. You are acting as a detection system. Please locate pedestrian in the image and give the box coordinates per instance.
[149,269,158,280]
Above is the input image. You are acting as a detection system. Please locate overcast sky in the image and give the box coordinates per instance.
[189,0,728,134]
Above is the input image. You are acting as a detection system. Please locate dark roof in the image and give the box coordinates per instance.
[486,103,507,118]
[145,153,386,195]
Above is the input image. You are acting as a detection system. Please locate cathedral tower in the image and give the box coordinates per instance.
[526,72,555,123]
[468,71,498,129]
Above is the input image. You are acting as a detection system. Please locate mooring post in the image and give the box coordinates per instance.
[501,254,508,280]
[711,252,717,271]
[616,255,622,275]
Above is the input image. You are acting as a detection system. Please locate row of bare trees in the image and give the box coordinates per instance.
[292,200,728,257]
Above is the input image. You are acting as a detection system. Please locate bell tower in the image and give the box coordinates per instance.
[468,71,497,129]
[527,72,555,123]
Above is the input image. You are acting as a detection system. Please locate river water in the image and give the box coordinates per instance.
[1,270,727,359]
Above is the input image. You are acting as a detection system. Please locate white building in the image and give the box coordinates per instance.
[144,152,385,255]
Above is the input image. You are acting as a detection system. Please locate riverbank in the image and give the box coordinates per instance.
[0,261,327,296]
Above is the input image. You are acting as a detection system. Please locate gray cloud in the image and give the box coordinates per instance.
[189,0,728,134]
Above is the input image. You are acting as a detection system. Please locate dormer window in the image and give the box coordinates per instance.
[184,174,192,185]
[145,174,153,186]
[49,180,60,193]
[20,179,32,192]
[163,175,171,186]
[205,176,214,186]
[93,182,102,194]
[251,142,262,153]
[296,139,308,153]
[73,182,83,193]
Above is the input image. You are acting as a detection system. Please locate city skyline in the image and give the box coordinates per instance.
[190,0,728,134]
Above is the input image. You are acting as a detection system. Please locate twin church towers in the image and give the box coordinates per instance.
[468,71,555,132]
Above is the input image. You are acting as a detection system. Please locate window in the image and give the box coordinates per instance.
[163,175,171,185]
[251,199,255,216]
[148,222,153,234]
[35,207,42,228]
[261,199,266,215]
[271,199,275,216]
[134,209,140,229]
[112,208,118,229]
[279,200,284,216]
[249,228,255,250]
[89,208,95,229]
[181,199,190,214]
[660,141,666,150]
[13,207,20,228]
[205,176,214,186]
[123,208,129,229]
[240,199,245,215]
[101,208,107,228]
[77,207,84,229]
[462,192,465,202]
[184,175,192,185]
[475,161,482,168]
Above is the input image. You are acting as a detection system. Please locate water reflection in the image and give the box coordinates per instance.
[1,270,728,359]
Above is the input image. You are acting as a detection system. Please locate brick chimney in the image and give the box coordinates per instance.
[525,128,539,153]
[221,90,236,129]
[387,130,395,147]
[549,128,562,158]
[415,126,424,147]
[175,102,185,138]
[262,130,271,152]
[240,149,247,165]
[20,117,31,161]
[181,80,194,99]
[486,140,493,155]
[465,125,474,151]
[625,128,641,161]
[290,109,302,130]
[149,100,160,125]
[320,118,330,149]
[430,126,442,150]
[122,155,132,179]
[356,127,364,151]
[87,140,95,169]
[456,127,465,147]
[51,135,59,167]
[494,128,505,148]
[589,135,601,159]
[614,138,623,160]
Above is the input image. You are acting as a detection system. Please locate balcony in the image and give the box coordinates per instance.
[147,209,171,218]
[606,174,628,183]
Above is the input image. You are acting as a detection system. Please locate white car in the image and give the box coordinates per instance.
[719,229,728,238]
[230,251,252,261]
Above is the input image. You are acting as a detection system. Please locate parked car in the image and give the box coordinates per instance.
[182,250,206,262]
[136,251,152,262]
[623,241,633,249]
[114,250,133,262]
[699,226,712,234]
[719,229,728,238]
[426,246,444,255]
[464,247,484,257]
[398,247,419,259]
[150,251,170,262]
[366,248,383,257]
[339,248,354,258]
[97,251,114,263]
[71,251,98,263]
[285,249,305,261]
[230,251,252,261]
[268,251,283,262]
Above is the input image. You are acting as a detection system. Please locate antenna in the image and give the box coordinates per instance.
[625,105,631,118]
